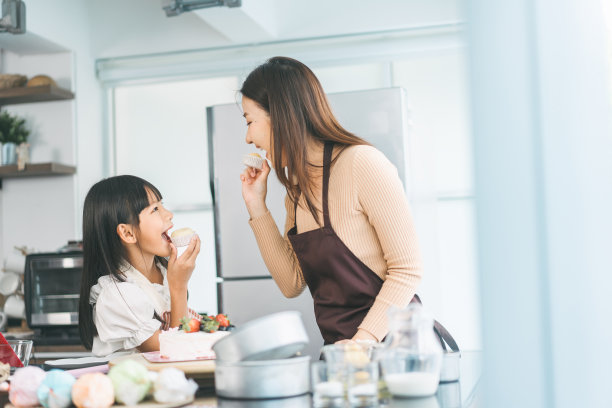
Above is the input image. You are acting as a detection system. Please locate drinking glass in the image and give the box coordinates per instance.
[347,361,379,407]
[0,339,33,373]
[311,360,345,408]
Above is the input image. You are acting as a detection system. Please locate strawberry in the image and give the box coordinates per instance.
[215,314,230,327]
[180,317,201,333]
[201,319,220,333]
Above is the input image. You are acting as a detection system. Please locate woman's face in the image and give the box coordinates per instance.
[242,96,273,162]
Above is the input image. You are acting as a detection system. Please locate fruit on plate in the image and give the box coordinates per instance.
[178,313,234,333]
[215,314,230,327]
[179,317,201,333]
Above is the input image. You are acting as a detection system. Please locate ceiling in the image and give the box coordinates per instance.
[87,0,464,59]
[0,0,463,59]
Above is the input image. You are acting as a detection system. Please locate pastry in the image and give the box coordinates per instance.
[26,75,57,87]
[9,366,47,407]
[153,367,198,403]
[71,373,114,408]
[243,152,265,170]
[107,359,151,405]
[37,369,75,408]
[170,227,196,247]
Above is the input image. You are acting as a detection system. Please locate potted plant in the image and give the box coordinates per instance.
[0,110,30,167]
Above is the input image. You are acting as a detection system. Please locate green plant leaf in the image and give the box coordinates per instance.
[0,111,29,144]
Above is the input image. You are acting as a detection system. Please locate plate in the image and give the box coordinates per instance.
[109,353,216,378]
[141,351,215,363]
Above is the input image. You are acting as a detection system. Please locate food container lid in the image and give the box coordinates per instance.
[213,311,309,363]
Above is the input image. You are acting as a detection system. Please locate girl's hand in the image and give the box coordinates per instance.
[167,234,201,290]
[240,160,271,219]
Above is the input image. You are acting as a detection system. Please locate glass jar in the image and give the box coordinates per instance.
[379,303,443,398]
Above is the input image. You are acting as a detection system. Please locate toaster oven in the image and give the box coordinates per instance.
[24,251,83,328]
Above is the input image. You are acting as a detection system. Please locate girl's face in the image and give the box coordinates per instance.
[242,96,273,163]
[135,189,174,257]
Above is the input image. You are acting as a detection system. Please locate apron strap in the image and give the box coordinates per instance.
[322,142,334,228]
[292,142,334,230]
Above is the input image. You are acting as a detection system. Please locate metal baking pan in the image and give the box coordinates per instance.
[214,355,311,399]
[440,350,461,382]
[213,311,309,363]
[217,394,311,408]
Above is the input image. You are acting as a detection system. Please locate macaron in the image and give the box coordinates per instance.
[242,152,265,170]
[171,228,196,247]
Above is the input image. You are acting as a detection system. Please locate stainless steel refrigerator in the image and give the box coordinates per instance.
[207,87,411,359]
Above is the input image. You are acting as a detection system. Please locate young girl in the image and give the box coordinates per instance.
[78,175,201,356]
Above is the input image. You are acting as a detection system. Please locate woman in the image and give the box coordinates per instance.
[239,56,422,344]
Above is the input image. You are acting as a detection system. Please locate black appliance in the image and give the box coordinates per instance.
[24,251,83,345]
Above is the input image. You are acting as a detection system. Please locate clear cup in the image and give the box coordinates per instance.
[311,360,345,408]
[322,343,371,367]
[347,361,379,407]
[379,351,441,398]
[0,339,33,373]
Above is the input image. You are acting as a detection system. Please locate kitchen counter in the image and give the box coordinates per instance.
[0,351,481,407]
[192,351,482,408]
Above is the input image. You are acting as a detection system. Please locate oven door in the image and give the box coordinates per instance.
[25,253,83,327]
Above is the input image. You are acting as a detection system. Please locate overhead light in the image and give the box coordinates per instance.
[0,0,25,34]
[162,0,241,17]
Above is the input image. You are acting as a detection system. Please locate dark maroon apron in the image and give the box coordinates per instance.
[288,142,460,352]
[287,142,384,344]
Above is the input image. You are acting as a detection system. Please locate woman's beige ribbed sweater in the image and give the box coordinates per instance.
[249,144,422,341]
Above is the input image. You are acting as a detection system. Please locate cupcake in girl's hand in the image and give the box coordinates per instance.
[243,152,265,170]
[171,228,196,247]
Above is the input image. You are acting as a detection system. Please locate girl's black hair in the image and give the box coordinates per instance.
[78,175,166,350]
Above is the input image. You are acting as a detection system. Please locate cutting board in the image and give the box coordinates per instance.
[109,353,216,380]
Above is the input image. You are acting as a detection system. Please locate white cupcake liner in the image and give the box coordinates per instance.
[242,154,265,170]
[171,232,195,247]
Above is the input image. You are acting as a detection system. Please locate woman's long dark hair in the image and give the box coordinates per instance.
[79,175,166,350]
[240,56,370,223]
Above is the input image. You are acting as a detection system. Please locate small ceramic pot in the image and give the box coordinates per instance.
[2,142,16,165]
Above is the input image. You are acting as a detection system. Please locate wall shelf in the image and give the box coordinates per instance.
[0,162,76,181]
[0,85,74,105]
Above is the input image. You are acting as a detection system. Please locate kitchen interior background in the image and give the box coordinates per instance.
[0,1,611,407]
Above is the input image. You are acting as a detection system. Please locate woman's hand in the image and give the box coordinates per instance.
[334,329,378,344]
[167,234,201,291]
[240,160,271,219]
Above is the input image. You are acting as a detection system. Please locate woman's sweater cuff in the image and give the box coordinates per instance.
[248,211,277,235]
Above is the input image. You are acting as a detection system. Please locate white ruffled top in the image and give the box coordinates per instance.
[89,261,171,357]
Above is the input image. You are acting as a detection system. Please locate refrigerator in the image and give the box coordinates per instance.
[207,87,411,359]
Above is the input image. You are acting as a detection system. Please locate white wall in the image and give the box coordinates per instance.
[468,0,612,406]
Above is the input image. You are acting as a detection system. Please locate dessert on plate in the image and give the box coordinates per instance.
[158,314,233,361]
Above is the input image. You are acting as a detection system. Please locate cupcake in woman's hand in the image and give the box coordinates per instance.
[242,152,265,170]
[171,228,196,247]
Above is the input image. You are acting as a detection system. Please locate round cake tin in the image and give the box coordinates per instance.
[214,355,311,399]
[213,311,309,363]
